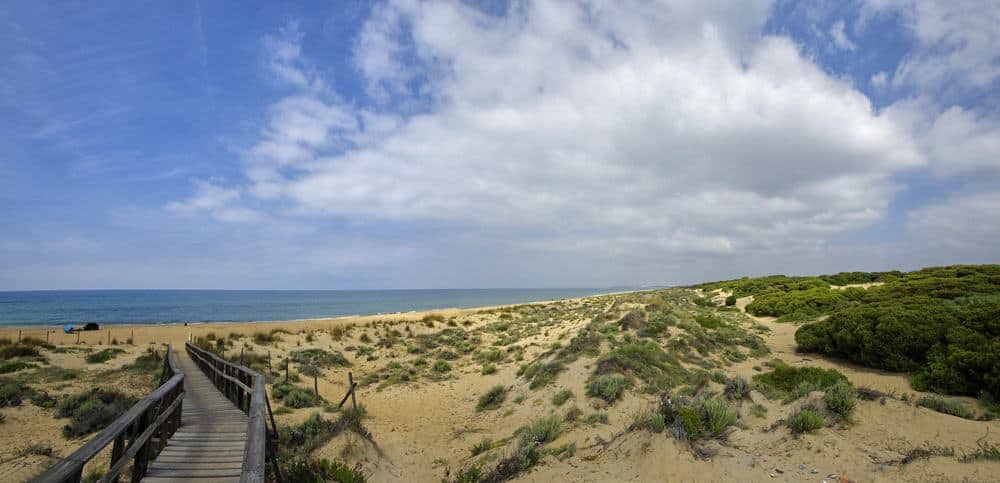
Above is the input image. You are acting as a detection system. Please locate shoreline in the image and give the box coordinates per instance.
[0,288,645,345]
[0,288,639,329]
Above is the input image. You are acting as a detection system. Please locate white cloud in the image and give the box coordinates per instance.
[829,19,857,50]
[863,0,1000,93]
[218,1,922,263]
[166,180,260,223]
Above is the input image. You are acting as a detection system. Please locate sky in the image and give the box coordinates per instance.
[1,0,998,290]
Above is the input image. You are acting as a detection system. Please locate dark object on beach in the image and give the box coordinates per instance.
[83,323,100,331]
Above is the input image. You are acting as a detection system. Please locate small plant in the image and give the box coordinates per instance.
[477,385,508,411]
[724,295,736,306]
[84,348,125,364]
[786,405,826,434]
[916,395,975,420]
[723,376,752,400]
[0,344,40,360]
[564,406,583,422]
[433,360,451,373]
[823,381,856,420]
[587,374,629,403]
[551,389,573,406]
[701,397,738,436]
[57,388,134,438]
[631,408,666,433]
[470,437,492,456]
[481,363,497,375]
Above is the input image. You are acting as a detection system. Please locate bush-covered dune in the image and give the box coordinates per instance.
[698,265,1000,401]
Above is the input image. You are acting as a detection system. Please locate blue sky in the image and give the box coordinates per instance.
[1,0,998,290]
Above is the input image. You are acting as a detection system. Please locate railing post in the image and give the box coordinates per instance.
[130,408,152,481]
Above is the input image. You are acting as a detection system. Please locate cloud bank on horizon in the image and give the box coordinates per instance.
[1,0,998,289]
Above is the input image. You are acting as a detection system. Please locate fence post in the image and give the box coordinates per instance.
[348,372,357,412]
[285,358,289,383]
[268,351,272,372]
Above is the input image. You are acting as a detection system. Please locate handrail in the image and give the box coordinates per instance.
[185,341,280,483]
[33,345,185,483]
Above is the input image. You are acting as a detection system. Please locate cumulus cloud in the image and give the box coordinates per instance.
[177,1,925,271]
[167,179,260,223]
[863,0,1000,93]
[167,0,996,285]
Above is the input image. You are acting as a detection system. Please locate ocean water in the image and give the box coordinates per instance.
[0,289,616,327]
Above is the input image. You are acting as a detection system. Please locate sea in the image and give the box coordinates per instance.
[0,288,620,327]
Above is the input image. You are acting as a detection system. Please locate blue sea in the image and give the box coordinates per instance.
[0,289,617,327]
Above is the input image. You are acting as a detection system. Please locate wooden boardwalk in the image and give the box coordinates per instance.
[141,351,249,482]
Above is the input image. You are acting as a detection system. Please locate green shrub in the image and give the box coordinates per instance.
[823,381,856,420]
[0,380,30,407]
[594,341,686,393]
[283,456,366,483]
[551,389,573,406]
[470,438,492,456]
[916,395,975,419]
[433,360,451,373]
[519,361,565,389]
[0,361,37,374]
[253,331,281,345]
[701,397,738,436]
[632,409,665,433]
[723,376,752,400]
[284,387,323,408]
[724,295,737,306]
[516,415,561,445]
[587,374,629,403]
[477,385,507,411]
[0,344,40,360]
[85,348,125,364]
[752,360,848,401]
[291,349,350,368]
[57,389,134,438]
[481,363,496,375]
[786,405,826,434]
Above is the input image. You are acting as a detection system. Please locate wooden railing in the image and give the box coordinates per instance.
[33,345,184,483]
[184,342,281,483]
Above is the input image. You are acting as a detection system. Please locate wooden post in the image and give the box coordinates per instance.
[108,331,111,345]
[45,331,49,343]
[131,328,135,343]
[17,330,21,343]
[76,332,80,344]
[313,373,318,396]
[348,372,357,411]
[268,351,272,371]
[240,346,245,364]
[285,358,289,383]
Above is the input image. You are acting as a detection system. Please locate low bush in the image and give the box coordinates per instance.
[752,360,848,401]
[551,389,573,406]
[587,374,629,403]
[916,395,975,419]
[477,385,507,411]
[823,381,856,420]
[481,363,496,375]
[701,397,738,436]
[252,331,281,345]
[433,360,451,373]
[0,344,40,360]
[723,376,752,400]
[659,394,739,441]
[725,295,737,306]
[57,388,134,438]
[85,348,125,364]
[0,361,37,374]
[283,456,366,483]
[786,405,826,434]
[291,349,351,368]
[0,380,30,407]
[631,408,666,433]
[519,361,565,389]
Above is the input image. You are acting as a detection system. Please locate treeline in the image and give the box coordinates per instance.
[702,265,1000,401]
